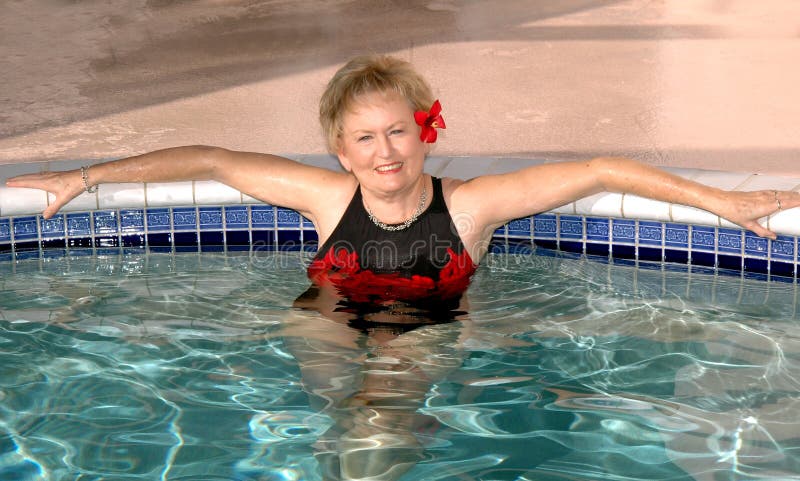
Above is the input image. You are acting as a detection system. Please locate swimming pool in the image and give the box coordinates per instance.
[1,155,800,480]
[1,250,798,480]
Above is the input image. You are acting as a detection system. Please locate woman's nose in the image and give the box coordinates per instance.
[376,134,393,158]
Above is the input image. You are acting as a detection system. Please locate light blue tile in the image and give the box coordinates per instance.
[586,217,609,242]
[146,209,171,232]
[691,226,716,252]
[612,219,636,244]
[0,219,10,243]
[120,209,145,233]
[302,214,315,230]
[744,232,769,258]
[41,215,66,239]
[717,228,742,254]
[559,215,583,240]
[172,208,197,231]
[494,225,507,238]
[12,216,39,241]
[533,214,557,239]
[224,206,249,229]
[67,213,92,237]
[771,236,795,261]
[507,217,531,238]
[93,210,118,235]
[198,207,223,230]
[638,221,663,246]
[277,207,301,229]
[664,223,689,249]
[251,206,275,228]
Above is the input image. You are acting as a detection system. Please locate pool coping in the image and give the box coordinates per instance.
[1,155,799,280]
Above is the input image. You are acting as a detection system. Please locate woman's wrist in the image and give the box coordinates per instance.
[80,165,97,193]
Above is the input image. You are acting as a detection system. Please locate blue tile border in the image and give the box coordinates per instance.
[0,208,798,281]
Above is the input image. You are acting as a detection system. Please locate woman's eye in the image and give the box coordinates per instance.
[357,135,372,142]
[389,129,404,136]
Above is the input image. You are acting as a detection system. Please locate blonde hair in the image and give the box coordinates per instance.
[319,55,435,153]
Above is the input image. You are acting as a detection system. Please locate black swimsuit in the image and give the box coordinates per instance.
[307,177,476,305]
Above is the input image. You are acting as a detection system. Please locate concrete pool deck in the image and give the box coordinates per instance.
[1,0,799,175]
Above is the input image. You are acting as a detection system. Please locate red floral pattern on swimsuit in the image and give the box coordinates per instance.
[414,99,446,143]
[307,246,475,303]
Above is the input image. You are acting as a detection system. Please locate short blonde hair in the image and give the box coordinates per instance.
[319,55,435,153]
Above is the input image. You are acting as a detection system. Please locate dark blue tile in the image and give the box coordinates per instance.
[559,215,583,240]
[200,244,225,253]
[611,219,636,244]
[93,211,118,235]
[612,244,636,260]
[225,206,249,229]
[96,247,122,256]
[226,230,251,246]
[302,241,319,254]
[42,238,66,250]
[146,209,171,232]
[770,261,795,278]
[489,242,507,254]
[664,249,689,265]
[173,231,198,247]
[120,209,145,233]
[252,230,275,248]
[0,243,11,254]
[690,264,717,276]
[122,234,145,248]
[664,223,689,249]
[277,207,301,229]
[506,240,534,255]
[771,236,795,261]
[744,232,769,259]
[123,247,147,255]
[199,231,224,247]
[172,208,197,231]
[559,240,583,253]
[493,225,507,239]
[68,237,92,248]
[149,246,173,254]
[717,228,742,254]
[533,239,558,250]
[638,221,663,247]
[14,241,39,252]
[638,260,663,271]
[663,262,689,273]
[13,216,39,241]
[612,257,637,267]
[0,219,10,243]
[198,207,223,230]
[744,257,768,274]
[585,242,609,257]
[717,254,742,272]
[691,251,716,267]
[302,215,315,230]
[303,230,319,244]
[507,217,531,237]
[251,206,275,228]
[41,215,65,239]
[67,213,92,237]
[743,270,769,281]
[277,230,302,249]
[585,218,609,242]
[147,232,172,247]
[638,246,663,262]
[95,236,119,248]
[533,214,557,239]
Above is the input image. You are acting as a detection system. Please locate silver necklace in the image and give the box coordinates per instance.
[364,183,428,231]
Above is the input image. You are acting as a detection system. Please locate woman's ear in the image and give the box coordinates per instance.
[337,151,352,173]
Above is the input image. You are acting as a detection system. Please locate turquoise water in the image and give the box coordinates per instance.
[1,252,799,480]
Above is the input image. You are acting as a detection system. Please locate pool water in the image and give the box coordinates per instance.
[1,252,799,480]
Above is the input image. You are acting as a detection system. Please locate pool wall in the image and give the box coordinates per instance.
[1,155,800,280]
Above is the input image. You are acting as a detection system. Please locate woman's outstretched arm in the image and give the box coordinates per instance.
[450,157,800,246]
[5,146,352,226]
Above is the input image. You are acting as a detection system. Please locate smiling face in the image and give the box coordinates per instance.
[337,90,428,196]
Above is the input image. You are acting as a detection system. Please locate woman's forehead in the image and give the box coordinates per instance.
[342,91,413,126]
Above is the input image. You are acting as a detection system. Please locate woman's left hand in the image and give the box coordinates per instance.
[715,189,800,239]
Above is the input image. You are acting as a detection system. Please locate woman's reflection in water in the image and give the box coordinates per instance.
[284,284,469,481]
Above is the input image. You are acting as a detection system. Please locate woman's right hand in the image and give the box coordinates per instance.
[5,169,86,219]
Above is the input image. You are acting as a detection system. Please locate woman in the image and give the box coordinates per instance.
[6,55,798,306]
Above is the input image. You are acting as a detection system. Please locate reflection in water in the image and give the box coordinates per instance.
[284,284,468,480]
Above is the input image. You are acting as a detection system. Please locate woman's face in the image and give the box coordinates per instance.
[337,90,428,195]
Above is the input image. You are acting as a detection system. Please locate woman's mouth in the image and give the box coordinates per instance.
[375,162,403,174]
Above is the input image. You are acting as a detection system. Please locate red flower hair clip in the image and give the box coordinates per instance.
[414,99,446,143]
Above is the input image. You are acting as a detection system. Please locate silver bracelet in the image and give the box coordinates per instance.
[80,166,97,193]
